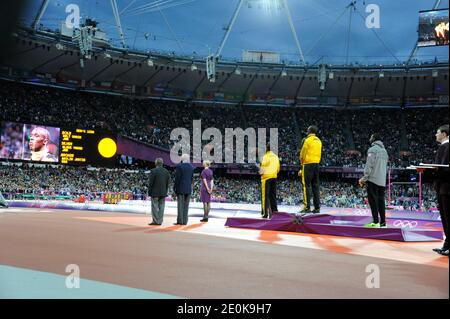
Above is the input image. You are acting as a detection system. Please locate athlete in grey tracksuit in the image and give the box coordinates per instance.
[359,134,388,226]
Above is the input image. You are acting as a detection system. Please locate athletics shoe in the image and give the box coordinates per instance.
[364,222,380,228]
[380,222,387,228]
[438,249,449,257]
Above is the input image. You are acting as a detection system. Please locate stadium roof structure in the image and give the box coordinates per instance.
[2,0,449,106]
[21,0,449,64]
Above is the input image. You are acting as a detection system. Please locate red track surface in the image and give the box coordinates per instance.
[0,208,448,298]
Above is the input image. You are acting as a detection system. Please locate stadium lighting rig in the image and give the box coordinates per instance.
[55,43,66,51]
[207,0,305,82]
[246,0,283,13]
[206,55,217,82]
[73,25,93,68]
[318,64,327,91]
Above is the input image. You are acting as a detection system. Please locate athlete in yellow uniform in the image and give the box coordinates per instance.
[259,144,280,218]
[298,126,322,213]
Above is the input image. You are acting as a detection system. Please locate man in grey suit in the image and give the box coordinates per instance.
[174,154,194,225]
[148,158,170,225]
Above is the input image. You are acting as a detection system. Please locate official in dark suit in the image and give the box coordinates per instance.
[433,124,449,256]
[174,154,194,225]
[148,158,170,225]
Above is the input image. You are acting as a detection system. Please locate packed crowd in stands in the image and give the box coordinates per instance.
[404,108,447,165]
[350,108,403,168]
[1,80,448,168]
[0,164,438,211]
[389,183,438,211]
[0,164,149,200]
[295,109,355,167]
[0,80,445,211]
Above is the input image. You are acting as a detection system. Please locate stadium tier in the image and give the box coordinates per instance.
[0,0,448,303]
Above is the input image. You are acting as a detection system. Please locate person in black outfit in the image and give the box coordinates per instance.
[298,126,322,214]
[174,154,194,225]
[148,158,170,225]
[432,124,449,257]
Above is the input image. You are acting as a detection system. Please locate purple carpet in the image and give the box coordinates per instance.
[225,212,443,242]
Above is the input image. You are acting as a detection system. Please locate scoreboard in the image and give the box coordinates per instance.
[0,121,118,166]
[60,128,118,166]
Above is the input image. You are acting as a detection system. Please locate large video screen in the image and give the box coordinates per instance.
[60,128,117,166]
[0,122,60,162]
[1,121,118,166]
[418,9,449,47]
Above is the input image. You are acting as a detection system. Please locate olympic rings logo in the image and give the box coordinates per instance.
[392,220,418,229]
[354,209,369,216]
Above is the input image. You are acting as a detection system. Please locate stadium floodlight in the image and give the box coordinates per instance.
[206,55,216,83]
[73,26,93,59]
[318,64,327,90]
[246,0,283,13]
[55,43,65,51]
[147,59,154,67]
[217,0,304,65]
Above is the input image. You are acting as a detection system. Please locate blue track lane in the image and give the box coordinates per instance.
[0,265,183,299]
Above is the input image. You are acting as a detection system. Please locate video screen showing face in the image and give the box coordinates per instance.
[418,9,449,47]
[0,122,60,162]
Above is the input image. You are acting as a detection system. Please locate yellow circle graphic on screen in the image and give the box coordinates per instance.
[98,138,117,158]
